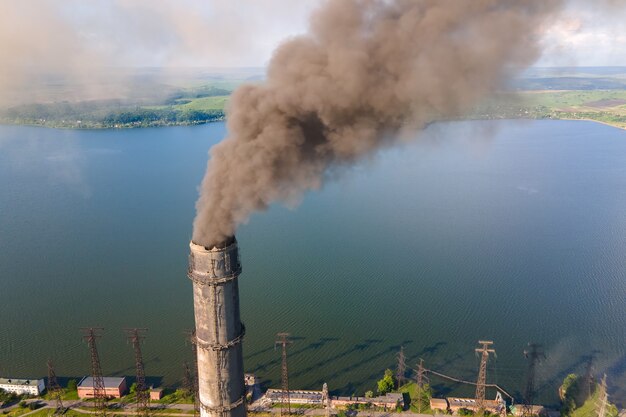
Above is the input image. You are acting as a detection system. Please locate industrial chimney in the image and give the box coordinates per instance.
[188,237,246,417]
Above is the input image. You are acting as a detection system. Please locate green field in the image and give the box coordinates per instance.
[2,67,626,130]
[468,89,626,130]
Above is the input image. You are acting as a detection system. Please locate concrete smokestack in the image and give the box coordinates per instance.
[188,237,246,417]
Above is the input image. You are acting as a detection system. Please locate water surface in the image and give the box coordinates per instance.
[1,120,625,405]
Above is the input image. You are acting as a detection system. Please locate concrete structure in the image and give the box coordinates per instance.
[332,393,403,410]
[150,388,164,401]
[430,398,448,412]
[0,378,45,396]
[188,238,246,417]
[446,397,504,415]
[266,389,324,405]
[77,376,127,399]
[244,374,257,388]
[511,405,546,416]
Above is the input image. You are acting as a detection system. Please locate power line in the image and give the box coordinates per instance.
[523,343,545,417]
[124,328,150,417]
[275,333,293,416]
[414,358,429,414]
[596,374,608,417]
[396,346,407,388]
[80,327,107,417]
[46,359,65,416]
[475,341,496,416]
[425,368,514,402]
[183,329,199,417]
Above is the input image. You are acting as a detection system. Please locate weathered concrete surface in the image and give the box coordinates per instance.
[189,239,246,417]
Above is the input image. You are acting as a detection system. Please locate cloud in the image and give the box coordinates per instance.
[538,1,626,66]
[0,0,318,105]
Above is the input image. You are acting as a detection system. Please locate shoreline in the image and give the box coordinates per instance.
[1,116,625,132]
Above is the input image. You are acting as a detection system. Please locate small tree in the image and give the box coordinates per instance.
[377,369,396,395]
[559,374,580,417]
[67,379,78,392]
[365,391,374,399]
[129,382,137,395]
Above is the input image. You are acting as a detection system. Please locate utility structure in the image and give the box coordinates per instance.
[275,332,293,416]
[81,327,107,417]
[184,329,200,417]
[46,359,65,416]
[396,346,407,388]
[582,354,596,402]
[414,359,429,414]
[522,343,545,417]
[182,362,195,399]
[475,341,496,415]
[124,328,150,416]
[596,374,609,417]
[322,383,331,417]
[188,238,246,417]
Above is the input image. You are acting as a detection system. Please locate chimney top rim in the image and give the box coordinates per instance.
[190,236,237,252]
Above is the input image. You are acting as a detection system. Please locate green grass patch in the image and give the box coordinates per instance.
[13,409,92,417]
[157,389,194,405]
[397,382,432,414]
[178,96,229,111]
[570,389,618,417]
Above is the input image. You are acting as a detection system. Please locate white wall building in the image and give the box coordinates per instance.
[0,378,46,396]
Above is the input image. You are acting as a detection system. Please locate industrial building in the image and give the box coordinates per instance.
[332,393,404,410]
[511,405,547,416]
[0,378,45,396]
[265,389,324,405]
[150,387,164,400]
[429,398,448,412]
[429,394,506,415]
[77,376,127,399]
[263,389,402,410]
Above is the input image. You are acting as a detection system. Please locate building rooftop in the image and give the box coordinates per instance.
[78,377,126,388]
[335,392,403,403]
[266,389,323,401]
[0,378,42,386]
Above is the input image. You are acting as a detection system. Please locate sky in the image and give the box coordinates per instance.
[0,0,625,106]
[0,0,624,72]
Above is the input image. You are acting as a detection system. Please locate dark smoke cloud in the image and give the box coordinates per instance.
[192,0,566,247]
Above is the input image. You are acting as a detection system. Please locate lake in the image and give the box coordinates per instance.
[0,120,625,406]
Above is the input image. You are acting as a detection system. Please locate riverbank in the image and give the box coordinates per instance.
[3,89,626,131]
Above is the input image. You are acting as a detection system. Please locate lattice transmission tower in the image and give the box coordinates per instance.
[583,354,596,401]
[396,346,407,388]
[46,359,65,416]
[596,374,609,417]
[414,358,429,414]
[183,329,199,417]
[125,328,150,416]
[81,328,107,417]
[522,343,545,417]
[475,340,496,415]
[275,333,293,416]
[322,383,332,417]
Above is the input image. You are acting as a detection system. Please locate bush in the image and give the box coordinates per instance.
[67,379,78,392]
[377,369,396,395]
